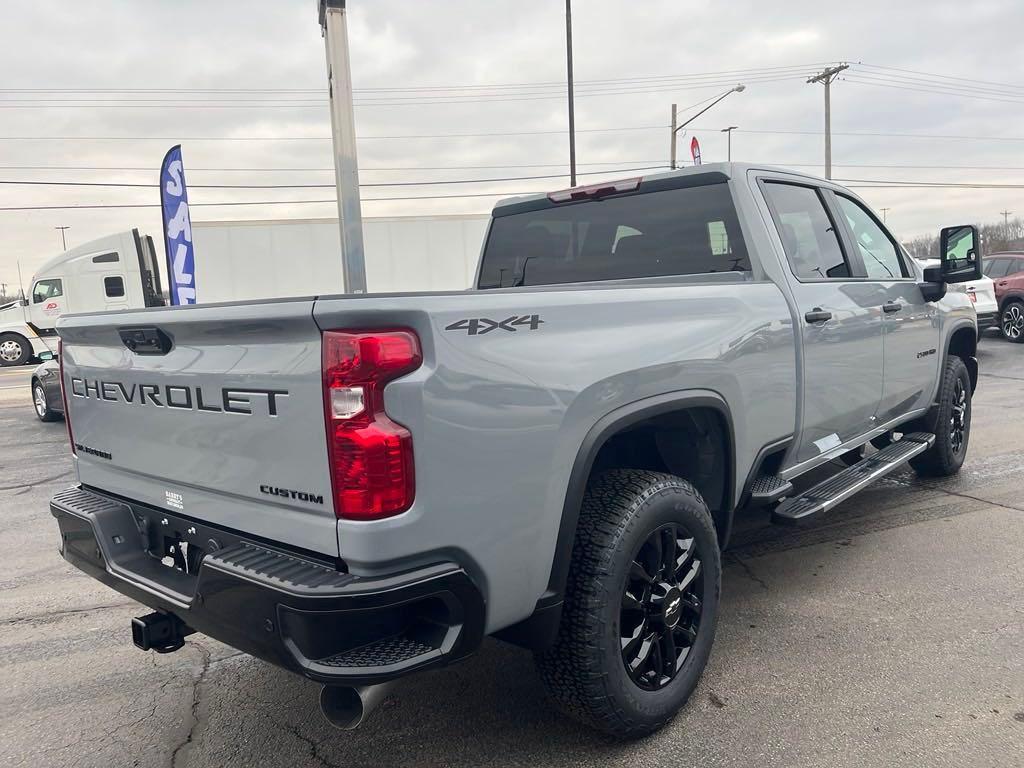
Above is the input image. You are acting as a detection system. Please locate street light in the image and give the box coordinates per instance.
[55,226,70,250]
[720,126,738,162]
[671,84,745,169]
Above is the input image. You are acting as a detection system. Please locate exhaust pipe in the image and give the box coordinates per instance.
[319,683,396,730]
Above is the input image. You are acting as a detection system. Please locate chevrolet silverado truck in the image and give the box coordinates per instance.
[50,164,982,738]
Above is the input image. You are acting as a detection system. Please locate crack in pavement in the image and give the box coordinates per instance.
[726,554,769,591]
[170,641,212,768]
[2,601,136,626]
[280,722,346,768]
[0,469,73,491]
[924,485,1024,515]
[53,684,180,768]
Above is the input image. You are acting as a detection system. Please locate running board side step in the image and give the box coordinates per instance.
[748,473,794,507]
[771,432,935,525]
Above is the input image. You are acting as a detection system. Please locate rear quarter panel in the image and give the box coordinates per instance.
[315,280,796,632]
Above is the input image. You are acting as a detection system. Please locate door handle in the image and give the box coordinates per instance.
[998,281,1008,286]
[882,302,902,314]
[804,309,832,323]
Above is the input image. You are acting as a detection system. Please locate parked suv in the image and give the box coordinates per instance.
[983,252,1024,341]
[50,164,981,738]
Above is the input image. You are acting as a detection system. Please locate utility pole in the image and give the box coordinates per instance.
[1001,210,1012,230]
[807,63,849,180]
[319,0,367,294]
[721,126,738,161]
[565,0,576,186]
[55,225,70,250]
[670,104,678,171]
[879,207,890,223]
[670,84,745,169]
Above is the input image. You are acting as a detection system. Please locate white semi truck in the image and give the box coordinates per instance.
[0,215,490,365]
[0,229,166,365]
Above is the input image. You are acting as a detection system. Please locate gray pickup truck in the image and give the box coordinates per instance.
[51,164,982,738]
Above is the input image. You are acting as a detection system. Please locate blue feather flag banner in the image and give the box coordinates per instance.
[160,145,196,305]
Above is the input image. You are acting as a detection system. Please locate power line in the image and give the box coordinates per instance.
[0,71,817,110]
[0,74,811,108]
[734,128,1024,141]
[0,72,815,103]
[856,62,1024,92]
[0,191,546,212]
[6,161,1024,173]
[0,160,670,172]
[0,125,668,141]
[6,126,1024,142]
[836,178,1024,188]
[846,70,1024,99]
[842,76,1024,105]
[0,164,669,189]
[6,159,1024,178]
[0,63,830,95]
[7,178,1024,214]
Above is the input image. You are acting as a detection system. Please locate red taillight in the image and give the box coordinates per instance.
[58,339,75,455]
[322,330,422,520]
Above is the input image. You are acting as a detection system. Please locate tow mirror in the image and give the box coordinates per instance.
[937,225,982,283]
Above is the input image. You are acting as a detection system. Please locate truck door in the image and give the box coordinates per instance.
[28,277,65,331]
[761,181,885,465]
[831,193,940,422]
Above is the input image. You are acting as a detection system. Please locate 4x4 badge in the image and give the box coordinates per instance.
[445,314,544,336]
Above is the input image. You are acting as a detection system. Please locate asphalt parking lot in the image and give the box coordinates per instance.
[1,338,1022,768]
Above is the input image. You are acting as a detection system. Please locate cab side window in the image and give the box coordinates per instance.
[835,195,908,279]
[32,278,63,304]
[104,276,125,298]
[762,182,851,280]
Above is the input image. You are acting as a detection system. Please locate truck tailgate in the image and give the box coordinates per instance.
[58,299,338,558]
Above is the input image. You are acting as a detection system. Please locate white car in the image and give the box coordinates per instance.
[914,256,998,336]
[960,274,999,333]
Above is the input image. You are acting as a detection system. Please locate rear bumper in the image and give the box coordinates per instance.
[51,486,485,686]
[976,310,998,330]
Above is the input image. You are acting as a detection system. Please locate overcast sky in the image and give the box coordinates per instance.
[1,0,1023,292]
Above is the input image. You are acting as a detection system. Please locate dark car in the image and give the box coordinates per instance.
[983,252,1024,342]
[30,359,63,421]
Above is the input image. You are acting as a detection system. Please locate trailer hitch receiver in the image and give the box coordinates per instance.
[131,611,193,653]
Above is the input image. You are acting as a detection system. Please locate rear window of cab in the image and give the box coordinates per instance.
[478,183,749,289]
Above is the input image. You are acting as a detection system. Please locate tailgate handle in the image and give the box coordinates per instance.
[119,326,173,355]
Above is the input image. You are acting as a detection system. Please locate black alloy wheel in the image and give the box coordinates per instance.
[620,523,703,691]
[950,376,967,456]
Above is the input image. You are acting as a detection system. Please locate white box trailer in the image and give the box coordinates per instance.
[190,214,490,303]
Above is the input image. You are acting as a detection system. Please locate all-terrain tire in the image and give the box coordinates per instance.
[909,356,971,477]
[534,469,721,738]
